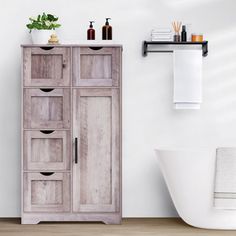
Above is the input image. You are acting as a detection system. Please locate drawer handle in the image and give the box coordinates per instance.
[40,46,54,51]
[89,47,103,51]
[40,88,54,92]
[40,130,55,134]
[40,172,54,176]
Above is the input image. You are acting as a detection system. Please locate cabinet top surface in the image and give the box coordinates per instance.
[21,42,123,48]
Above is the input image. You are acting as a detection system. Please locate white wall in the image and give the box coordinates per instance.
[0,0,236,217]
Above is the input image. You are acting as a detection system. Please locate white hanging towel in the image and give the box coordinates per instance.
[173,50,202,109]
[214,148,236,209]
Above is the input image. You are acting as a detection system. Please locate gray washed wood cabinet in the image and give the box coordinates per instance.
[21,45,122,224]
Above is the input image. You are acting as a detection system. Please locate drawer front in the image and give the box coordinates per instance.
[24,130,71,171]
[73,47,121,87]
[23,47,71,87]
[24,88,70,129]
[24,172,70,212]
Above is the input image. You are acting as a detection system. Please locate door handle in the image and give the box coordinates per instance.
[75,137,78,164]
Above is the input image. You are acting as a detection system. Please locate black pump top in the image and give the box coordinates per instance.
[105,18,111,25]
[182,25,186,31]
[89,21,95,28]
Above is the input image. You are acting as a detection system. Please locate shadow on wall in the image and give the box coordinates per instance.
[205,26,236,124]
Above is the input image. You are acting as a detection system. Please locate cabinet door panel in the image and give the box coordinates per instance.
[24,172,70,212]
[24,88,70,129]
[24,130,70,170]
[23,47,71,86]
[73,47,121,87]
[73,88,120,212]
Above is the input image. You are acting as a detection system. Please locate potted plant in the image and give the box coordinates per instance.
[26,13,61,44]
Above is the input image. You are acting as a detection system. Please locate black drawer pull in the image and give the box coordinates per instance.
[40,88,54,92]
[40,172,54,176]
[40,46,54,51]
[40,130,55,134]
[89,47,103,51]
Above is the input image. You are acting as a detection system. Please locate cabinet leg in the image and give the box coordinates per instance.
[21,217,40,225]
[103,216,122,225]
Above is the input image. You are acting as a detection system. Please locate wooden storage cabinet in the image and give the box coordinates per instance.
[22,45,122,225]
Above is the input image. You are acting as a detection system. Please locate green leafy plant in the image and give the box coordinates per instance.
[26,13,61,32]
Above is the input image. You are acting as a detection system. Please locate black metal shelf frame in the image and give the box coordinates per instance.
[143,41,208,57]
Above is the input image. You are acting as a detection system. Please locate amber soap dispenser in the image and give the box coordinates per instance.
[102,18,112,40]
[87,21,95,40]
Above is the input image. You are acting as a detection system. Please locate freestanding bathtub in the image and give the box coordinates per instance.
[156,148,236,230]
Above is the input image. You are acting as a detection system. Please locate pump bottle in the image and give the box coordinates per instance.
[102,18,112,40]
[87,21,95,40]
[181,25,187,42]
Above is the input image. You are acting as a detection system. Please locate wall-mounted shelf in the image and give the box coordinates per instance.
[143,41,208,57]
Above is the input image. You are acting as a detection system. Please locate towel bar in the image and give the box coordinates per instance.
[143,41,208,57]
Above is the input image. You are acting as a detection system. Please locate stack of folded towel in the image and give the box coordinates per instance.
[151,28,172,41]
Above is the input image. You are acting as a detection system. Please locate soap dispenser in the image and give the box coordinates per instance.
[102,18,112,40]
[181,25,187,42]
[87,21,95,40]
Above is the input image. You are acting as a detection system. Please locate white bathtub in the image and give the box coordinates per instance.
[156,148,236,230]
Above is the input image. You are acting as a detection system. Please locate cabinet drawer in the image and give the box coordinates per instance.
[73,47,121,87]
[24,88,70,129]
[24,172,70,212]
[23,47,71,87]
[24,130,70,171]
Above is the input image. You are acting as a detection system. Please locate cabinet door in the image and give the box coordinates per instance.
[24,130,70,171]
[73,47,121,87]
[23,47,71,87]
[24,88,70,129]
[73,88,120,212]
[24,172,70,212]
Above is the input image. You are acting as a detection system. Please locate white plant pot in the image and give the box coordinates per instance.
[31,30,54,44]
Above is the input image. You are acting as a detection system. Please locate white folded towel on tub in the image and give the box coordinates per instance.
[173,50,202,109]
[214,147,236,209]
